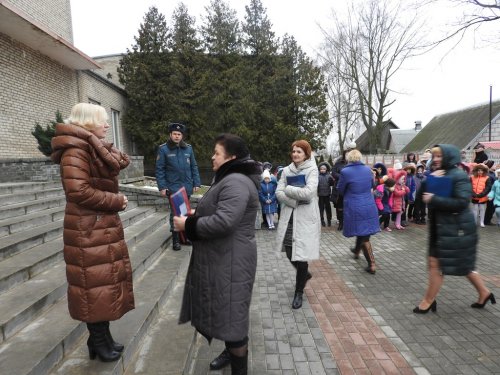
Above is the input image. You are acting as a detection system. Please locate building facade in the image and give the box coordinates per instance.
[0,0,139,181]
[0,0,133,159]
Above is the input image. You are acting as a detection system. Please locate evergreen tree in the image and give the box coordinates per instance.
[200,0,241,55]
[118,6,171,163]
[31,110,64,157]
[241,0,276,56]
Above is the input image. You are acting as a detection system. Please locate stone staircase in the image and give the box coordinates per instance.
[0,181,197,375]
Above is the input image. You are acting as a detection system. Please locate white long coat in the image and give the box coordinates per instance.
[275,158,321,261]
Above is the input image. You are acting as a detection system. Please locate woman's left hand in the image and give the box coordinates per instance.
[173,215,187,232]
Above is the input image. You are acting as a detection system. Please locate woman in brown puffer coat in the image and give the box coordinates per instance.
[51,103,134,362]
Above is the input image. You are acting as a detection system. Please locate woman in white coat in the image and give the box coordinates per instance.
[276,140,321,309]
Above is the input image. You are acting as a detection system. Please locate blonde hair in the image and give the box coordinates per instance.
[65,103,108,131]
[346,149,362,162]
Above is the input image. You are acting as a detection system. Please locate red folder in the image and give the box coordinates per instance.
[169,187,191,243]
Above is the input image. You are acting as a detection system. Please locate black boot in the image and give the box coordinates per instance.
[361,241,376,274]
[87,322,121,362]
[103,321,124,352]
[292,263,309,309]
[292,292,303,309]
[209,348,231,370]
[229,351,248,375]
[172,232,181,251]
[336,209,343,230]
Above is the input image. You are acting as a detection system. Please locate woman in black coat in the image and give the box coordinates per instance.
[174,134,261,374]
[413,144,494,314]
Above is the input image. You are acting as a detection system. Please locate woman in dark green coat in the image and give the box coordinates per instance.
[413,144,495,313]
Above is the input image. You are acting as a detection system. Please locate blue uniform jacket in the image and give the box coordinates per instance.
[155,141,201,195]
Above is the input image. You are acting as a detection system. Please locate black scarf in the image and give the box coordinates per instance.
[212,157,262,187]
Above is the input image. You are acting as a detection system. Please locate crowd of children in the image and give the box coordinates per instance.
[258,146,500,232]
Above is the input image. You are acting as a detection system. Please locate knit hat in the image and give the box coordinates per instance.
[262,169,271,180]
[345,141,357,150]
[393,160,402,170]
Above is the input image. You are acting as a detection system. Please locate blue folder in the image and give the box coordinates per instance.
[426,175,453,197]
[286,174,306,187]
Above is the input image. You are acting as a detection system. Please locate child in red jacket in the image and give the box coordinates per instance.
[392,170,410,230]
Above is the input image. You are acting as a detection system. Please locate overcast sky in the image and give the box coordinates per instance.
[70,0,500,132]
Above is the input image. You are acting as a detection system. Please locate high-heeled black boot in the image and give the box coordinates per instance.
[87,322,121,362]
[103,321,124,352]
[229,350,248,375]
[292,263,309,309]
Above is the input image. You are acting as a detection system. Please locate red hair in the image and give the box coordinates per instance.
[291,140,312,160]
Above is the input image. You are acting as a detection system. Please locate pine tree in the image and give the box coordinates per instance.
[117,6,171,164]
[31,110,64,156]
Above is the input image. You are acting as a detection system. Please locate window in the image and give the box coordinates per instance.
[111,109,121,149]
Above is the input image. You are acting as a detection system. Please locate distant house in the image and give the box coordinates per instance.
[402,100,500,154]
[389,121,422,153]
[355,120,399,154]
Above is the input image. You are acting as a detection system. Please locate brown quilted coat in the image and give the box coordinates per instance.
[51,123,135,322]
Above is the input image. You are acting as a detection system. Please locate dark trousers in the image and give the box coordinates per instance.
[318,196,332,223]
[379,213,390,228]
[484,200,495,225]
[413,198,426,221]
[285,246,309,293]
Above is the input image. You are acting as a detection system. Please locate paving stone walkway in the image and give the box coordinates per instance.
[189,220,500,374]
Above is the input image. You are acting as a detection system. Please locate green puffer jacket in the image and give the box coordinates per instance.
[421,144,477,276]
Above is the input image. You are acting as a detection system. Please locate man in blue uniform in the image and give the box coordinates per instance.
[156,123,201,250]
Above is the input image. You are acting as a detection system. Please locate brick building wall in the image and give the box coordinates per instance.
[6,0,73,41]
[475,117,500,144]
[0,33,79,158]
[78,70,132,155]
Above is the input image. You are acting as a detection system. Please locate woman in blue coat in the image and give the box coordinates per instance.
[337,149,380,274]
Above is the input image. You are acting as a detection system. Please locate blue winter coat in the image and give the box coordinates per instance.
[337,161,380,237]
[259,180,278,214]
[155,140,201,195]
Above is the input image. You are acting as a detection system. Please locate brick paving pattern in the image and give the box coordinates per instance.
[189,220,500,374]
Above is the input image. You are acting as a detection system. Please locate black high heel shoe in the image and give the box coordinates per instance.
[413,300,437,314]
[471,293,496,308]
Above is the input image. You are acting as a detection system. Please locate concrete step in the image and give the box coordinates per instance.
[0,181,62,195]
[0,195,67,221]
[49,237,192,375]
[0,187,65,207]
[0,212,167,343]
[124,260,196,375]
[0,220,179,375]
[0,206,157,295]
[0,206,65,239]
[0,219,64,260]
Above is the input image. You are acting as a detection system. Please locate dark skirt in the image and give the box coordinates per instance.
[282,212,294,250]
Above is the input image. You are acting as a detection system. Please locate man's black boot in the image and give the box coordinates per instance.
[172,232,181,251]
